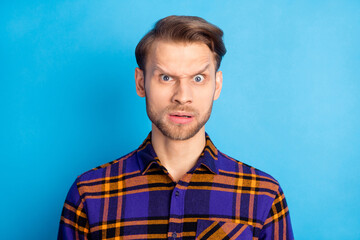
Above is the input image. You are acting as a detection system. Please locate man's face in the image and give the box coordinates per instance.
[135,40,223,140]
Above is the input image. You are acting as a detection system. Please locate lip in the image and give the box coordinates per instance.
[168,112,194,124]
[169,112,194,117]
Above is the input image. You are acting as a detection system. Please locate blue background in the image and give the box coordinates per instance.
[1,1,359,239]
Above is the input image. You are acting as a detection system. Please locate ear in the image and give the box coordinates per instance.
[135,67,146,97]
[213,70,223,100]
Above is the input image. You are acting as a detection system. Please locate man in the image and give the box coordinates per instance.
[59,15,294,240]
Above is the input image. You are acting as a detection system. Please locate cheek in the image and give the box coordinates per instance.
[146,88,170,109]
[197,84,216,99]
[195,92,215,111]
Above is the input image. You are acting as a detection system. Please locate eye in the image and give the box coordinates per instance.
[160,74,173,81]
[194,74,205,83]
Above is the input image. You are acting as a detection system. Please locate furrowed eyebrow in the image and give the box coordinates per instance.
[192,64,210,76]
[153,64,210,76]
[153,65,169,74]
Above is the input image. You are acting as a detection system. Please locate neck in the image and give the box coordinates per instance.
[151,126,206,182]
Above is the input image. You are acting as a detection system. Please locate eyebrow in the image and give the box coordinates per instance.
[153,63,211,76]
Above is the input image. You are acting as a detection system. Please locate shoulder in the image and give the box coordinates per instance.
[76,150,138,184]
[217,150,280,194]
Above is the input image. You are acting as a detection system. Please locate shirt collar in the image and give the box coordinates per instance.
[136,132,219,175]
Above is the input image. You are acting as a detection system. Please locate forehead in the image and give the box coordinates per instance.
[146,40,216,75]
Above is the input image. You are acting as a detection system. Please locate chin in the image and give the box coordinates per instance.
[158,123,204,141]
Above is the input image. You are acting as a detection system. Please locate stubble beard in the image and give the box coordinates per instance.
[146,98,213,141]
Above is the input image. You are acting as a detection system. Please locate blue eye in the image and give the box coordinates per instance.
[161,75,172,81]
[194,75,204,82]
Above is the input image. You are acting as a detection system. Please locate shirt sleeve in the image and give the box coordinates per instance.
[259,185,294,240]
[58,178,90,240]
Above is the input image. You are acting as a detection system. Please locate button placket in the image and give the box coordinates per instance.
[168,186,184,239]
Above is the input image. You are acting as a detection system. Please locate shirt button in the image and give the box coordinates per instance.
[175,191,179,196]
[172,232,177,238]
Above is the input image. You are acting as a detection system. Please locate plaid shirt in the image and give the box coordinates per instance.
[59,133,294,240]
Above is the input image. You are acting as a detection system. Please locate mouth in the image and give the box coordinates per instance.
[169,112,194,118]
[170,114,192,118]
[168,112,194,124]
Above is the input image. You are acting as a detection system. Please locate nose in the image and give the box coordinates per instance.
[172,80,193,105]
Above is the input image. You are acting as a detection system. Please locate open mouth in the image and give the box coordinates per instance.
[168,113,194,124]
[171,114,192,118]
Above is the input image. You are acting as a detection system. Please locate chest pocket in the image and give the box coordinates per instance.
[195,220,253,240]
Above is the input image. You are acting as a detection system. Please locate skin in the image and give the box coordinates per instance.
[135,40,223,182]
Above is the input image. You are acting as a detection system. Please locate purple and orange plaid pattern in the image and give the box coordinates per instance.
[58,133,293,240]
